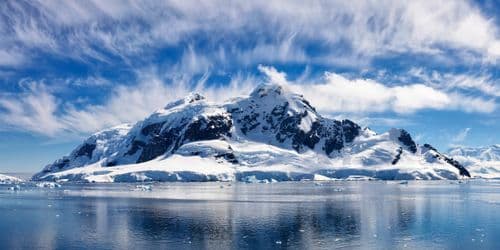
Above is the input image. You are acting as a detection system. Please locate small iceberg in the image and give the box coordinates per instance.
[134,185,153,191]
[242,175,270,183]
[8,185,21,191]
[313,174,331,181]
[36,182,62,188]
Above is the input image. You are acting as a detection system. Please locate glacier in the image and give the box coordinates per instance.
[32,83,471,182]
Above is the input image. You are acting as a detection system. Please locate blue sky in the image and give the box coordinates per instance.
[0,0,499,172]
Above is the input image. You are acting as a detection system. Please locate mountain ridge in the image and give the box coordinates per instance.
[0,173,23,184]
[447,145,500,179]
[448,145,500,161]
[33,83,471,182]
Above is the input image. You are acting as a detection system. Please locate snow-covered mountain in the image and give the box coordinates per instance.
[448,145,500,179]
[449,145,500,161]
[0,173,23,184]
[33,84,470,182]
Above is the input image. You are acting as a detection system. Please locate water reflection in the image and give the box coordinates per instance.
[0,181,499,249]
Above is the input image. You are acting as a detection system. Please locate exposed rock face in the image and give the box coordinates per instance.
[130,114,233,163]
[392,147,403,165]
[34,124,132,175]
[75,143,96,158]
[184,114,232,142]
[33,83,472,182]
[444,157,471,177]
[227,84,362,156]
[422,144,471,177]
[398,130,417,153]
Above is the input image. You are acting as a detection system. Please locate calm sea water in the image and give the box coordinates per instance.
[0,181,499,249]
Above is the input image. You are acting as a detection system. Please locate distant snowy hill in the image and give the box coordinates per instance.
[33,84,470,182]
[448,145,500,179]
[0,173,23,184]
[448,145,500,161]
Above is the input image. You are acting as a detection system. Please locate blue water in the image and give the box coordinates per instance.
[0,181,499,249]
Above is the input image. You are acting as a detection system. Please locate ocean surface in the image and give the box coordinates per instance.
[0,181,499,249]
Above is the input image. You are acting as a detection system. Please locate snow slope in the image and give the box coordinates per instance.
[448,145,500,179]
[33,84,471,182]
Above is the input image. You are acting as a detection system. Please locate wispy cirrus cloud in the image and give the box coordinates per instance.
[408,67,500,98]
[453,128,471,143]
[0,69,256,137]
[1,0,499,69]
[0,84,62,135]
[0,49,26,66]
[449,127,472,147]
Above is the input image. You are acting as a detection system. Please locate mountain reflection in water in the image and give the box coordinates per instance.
[0,181,498,249]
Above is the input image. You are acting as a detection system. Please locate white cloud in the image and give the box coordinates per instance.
[0,49,26,66]
[330,115,415,128]
[259,65,497,114]
[0,80,185,136]
[69,76,112,87]
[451,127,471,145]
[0,85,62,136]
[408,67,500,98]
[1,0,499,67]
[257,65,288,85]
[0,70,255,137]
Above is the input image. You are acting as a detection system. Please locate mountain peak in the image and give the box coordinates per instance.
[245,83,317,116]
[164,92,206,110]
[250,83,286,98]
[184,92,205,103]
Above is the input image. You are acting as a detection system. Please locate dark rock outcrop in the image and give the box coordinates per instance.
[392,147,403,165]
[398,130,417,153]
[127,114,232,164]
[75,143,96,158]
[423,144,470,177]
